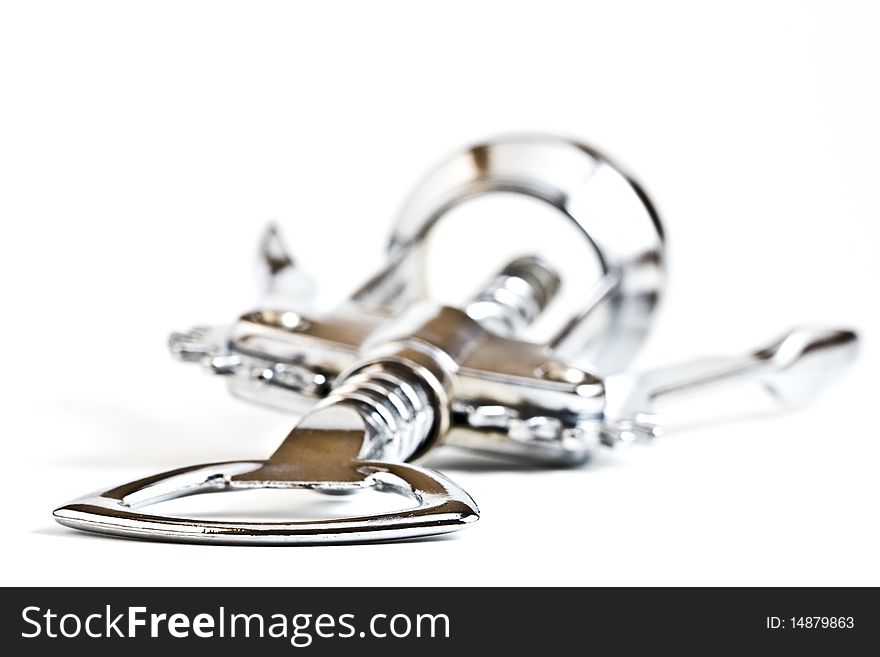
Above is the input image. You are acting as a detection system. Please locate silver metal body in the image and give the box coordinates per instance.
[54,135,858,545]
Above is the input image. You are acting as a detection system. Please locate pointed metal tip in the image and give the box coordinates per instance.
[257,223,318,309]
[454,500,481,526]
[52,504,87,530]
[259,221,294,275]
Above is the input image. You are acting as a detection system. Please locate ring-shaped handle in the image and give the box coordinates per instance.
[53,460,479,545]
[356,134,666,373]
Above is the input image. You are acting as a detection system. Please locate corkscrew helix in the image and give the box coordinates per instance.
[54,135,858,544]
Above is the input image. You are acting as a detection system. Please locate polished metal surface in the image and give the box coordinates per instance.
[54,134,858,545]
[602,327,860,443]
[352,134,665,374]
[54,460,477,545]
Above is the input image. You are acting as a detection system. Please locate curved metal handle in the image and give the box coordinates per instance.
[353,134,666,373]
[54,460,478,545]
[54,360,479,545]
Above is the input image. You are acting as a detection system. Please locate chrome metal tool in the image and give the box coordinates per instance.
[54,135,858,544]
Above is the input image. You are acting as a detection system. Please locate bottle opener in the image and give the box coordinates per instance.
[54,135,858,544]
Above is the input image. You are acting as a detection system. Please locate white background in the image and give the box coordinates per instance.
[1,1,878,586]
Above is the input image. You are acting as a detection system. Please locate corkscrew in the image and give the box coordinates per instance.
[54,135,858,544]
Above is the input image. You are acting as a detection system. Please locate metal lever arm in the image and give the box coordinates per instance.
[602,327,859,442]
